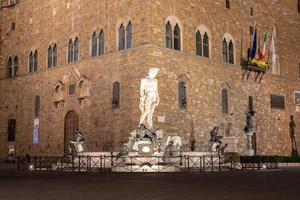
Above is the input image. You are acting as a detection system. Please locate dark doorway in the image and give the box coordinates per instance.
[64,111,79,155]
[7,119,16,142]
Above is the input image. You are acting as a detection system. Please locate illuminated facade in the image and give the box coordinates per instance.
[0,0,300,159]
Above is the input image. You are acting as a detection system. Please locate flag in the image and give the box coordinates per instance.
[250,29,257,59]
[259,32,267,60]
[269,32,277,73]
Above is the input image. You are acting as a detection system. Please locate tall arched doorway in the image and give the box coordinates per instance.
[64,111,79,155]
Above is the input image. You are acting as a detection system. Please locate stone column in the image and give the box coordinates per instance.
[245,111,255,156]
[246,131,254,156]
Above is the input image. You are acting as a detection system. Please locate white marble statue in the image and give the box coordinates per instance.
[116,68,183,159]
[139,68,160,129]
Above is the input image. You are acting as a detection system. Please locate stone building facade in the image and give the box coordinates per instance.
[0,0,300,159]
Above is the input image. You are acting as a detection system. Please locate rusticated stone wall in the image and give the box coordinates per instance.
[0,0,299,159]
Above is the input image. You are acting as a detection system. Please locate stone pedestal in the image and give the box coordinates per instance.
[246,132,254,156]
[247,149,254,156]
[222,136,239,153]
[112,165,179,172]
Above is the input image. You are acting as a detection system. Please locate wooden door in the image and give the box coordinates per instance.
[64,111,79,155]
[7,119,16,142]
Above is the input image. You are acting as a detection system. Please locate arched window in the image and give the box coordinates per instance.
[35,95,40,117]
[98,30,104,55]
[48,46,52,68]
[226,0,230,9]
[178,81,187,108]
[13,56,18,76]
[228,40,234,64]
[118,21,133,51]
[48,44,57,68]
[74,37,79,62]
[8,57,18,78]
[8,57,13,78]
[53,44,57,67]
[166,22,172,49]
[112,82,120,108]
[68,37,79,63]
[195,26,210,58]
[222,34,234,64]
[29,50,38,73]
[196,31,202,56]
[203,33,209,58]
[126,22,133,49]
[221,89,228,113]
[222,39,228,63]
[29,52,34,73]
[91,30,105,57]
[33,50,38,71]
[173,24,181,51]
[68,39,73,63]
[91,32,97,57]
[118,24,125,50]
[165,18,181,51]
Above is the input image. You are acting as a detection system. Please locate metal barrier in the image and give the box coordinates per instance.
[240,156,278,170]
[17,155,277,173]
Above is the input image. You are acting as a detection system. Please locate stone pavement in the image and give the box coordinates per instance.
[0,163,300,200]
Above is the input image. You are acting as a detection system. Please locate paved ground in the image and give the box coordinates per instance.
[0,163,300,200]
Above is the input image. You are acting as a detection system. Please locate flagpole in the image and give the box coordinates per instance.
[258,34,260,59]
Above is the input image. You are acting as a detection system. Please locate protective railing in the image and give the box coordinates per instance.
[17,154,277,173]
[240,156,279,170]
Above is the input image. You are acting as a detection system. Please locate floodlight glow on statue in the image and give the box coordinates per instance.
[139,68,160,129]
[116,67,182,160]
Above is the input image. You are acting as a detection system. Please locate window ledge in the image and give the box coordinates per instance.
[196,55,210,60]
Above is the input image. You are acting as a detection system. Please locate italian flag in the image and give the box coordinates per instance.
[258,32,267,61]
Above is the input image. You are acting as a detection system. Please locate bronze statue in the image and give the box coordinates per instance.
[225,122,232,137]
[209,127,223,152]
[210,127,222,143]
[289,115,298,156]
[244,111,255,133]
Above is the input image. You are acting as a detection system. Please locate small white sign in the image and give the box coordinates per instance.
[33,129,39,144]
[33,118,40,144]
[294,91,300,104]
[34,118,39,129]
